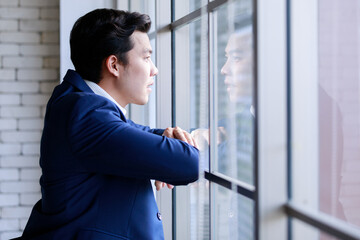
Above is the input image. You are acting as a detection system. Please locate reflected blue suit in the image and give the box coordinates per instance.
[21,70,199,240]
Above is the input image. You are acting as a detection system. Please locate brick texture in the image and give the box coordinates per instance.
[0,0,59,238]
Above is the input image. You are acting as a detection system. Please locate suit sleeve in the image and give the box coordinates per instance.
[67,95,199,185]
[127,119,164,136]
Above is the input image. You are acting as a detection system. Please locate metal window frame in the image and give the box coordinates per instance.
[154,1,173,239]
[205,171,255,199]
[257,0,287,239]
[285,202,360,240]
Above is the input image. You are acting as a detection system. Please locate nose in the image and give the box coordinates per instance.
[221,60,230,76]
[150,59,158,77]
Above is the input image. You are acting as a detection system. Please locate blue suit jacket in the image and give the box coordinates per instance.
[21,70,199,240]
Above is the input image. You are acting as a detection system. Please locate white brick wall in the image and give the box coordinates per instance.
[0,194,19,206]
[0,44,20,55]
[0,20,18,31]
[0,32,40,43]
[0,8,40,19]
[0,0,19,7]
[0,0,59,238]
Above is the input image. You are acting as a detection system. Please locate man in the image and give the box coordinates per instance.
[20,9,199,240]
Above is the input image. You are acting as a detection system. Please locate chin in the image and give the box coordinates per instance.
[134,98,149,105]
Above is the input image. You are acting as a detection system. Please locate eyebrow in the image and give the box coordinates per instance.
[144,48,153,54]
[226,49,243,55]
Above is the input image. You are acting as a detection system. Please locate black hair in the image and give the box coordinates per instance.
[70,8,151,83]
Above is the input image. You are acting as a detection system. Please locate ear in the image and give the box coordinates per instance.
[105,55,121,77]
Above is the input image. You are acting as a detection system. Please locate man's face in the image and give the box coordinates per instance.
[116,31,158,106]
[221,32,253,102]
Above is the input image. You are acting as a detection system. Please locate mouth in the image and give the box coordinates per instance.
[147,82,154,91]
[225,83,235,90]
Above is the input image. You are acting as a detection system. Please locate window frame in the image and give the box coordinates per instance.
[114,0,360,239]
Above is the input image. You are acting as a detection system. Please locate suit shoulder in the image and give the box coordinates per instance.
[56,92,117,111]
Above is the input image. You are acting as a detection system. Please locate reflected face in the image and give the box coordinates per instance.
[116,31,158,106]
[221,32,253,102]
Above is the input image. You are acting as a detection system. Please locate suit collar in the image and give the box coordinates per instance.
[63,69,93,93]
[63,69,128,121]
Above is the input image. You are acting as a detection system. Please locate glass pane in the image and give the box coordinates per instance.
[173,0,207,20]
[292,0,360,230]
[212,0,254,184]
[174,182,210,240]
[174,16,210,239]
[293,219,342,240]
[213,184,254,240]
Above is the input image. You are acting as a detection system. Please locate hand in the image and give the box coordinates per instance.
[163,126,199,149]
[157,126,199,191]
[155,180,174,191]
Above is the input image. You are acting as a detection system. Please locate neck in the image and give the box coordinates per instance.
[98,77,127,108]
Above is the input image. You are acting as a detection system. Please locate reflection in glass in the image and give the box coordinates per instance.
[175,16,210,239]
[213,0,254,184]
[213,184,254,240]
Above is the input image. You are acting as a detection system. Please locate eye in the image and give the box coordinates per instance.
[145,56,151,62]
[229,55,242,63]
[232,56,241,62]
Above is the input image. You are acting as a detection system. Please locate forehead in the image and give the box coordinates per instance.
[225,32,252,54]
[131,31,152,52]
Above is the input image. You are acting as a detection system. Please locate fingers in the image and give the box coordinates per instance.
[192,135,199,149]
[155,180,162,191]
[182,130,195,146]
[162,127,174,138]
[164,126,199,149]
[173,127,187,142]
[180,128,199,149]
[155,180,174,191]
[185,131,199,149]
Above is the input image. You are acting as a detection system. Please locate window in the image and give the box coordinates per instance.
[111,0,360,239]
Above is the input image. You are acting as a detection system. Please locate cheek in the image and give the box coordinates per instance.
[126,67,145,86]
[231,65,244,78]
[133,62,151,79]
